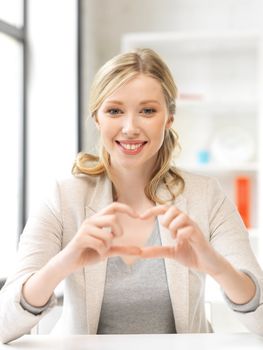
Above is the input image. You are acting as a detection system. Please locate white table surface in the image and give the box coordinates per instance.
[1,333,263,350]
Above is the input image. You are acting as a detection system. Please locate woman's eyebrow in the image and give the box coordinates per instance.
[104,99,161,105]
[104,100,124,105]
[139,100,161,105]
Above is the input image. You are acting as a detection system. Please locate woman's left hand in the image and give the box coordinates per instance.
[139,205,224,275]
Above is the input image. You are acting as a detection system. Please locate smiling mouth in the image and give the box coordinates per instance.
[115,140,148,154]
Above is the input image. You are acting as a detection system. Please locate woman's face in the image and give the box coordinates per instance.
[96,74,173,172]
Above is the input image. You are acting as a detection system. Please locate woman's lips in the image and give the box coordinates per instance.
[115,141,147,155]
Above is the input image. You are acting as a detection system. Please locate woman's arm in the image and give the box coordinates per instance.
[21,251,71,308]
[22,201,141,308]
[139,204,259,306]
[139,176,263,335]
[207,252,256,305]
[0,176,140,344]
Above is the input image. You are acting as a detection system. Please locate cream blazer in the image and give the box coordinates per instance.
[1,170,263,343]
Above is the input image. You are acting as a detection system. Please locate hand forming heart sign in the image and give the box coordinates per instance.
[139,205,222,275]
[62,202,223,276]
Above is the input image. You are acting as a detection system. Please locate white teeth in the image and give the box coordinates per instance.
[120,143,143,150]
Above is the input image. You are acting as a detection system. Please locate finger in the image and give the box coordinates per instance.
[88,215,122,237]
[88,229,114,249]
[160,206,181,228]
[168,213,189,238]
[108,245,142,257]
[99,202,139,218]
[84,235,109,257]
[177,226,197,244]
[139,246,177,259]
[139,205,169,220]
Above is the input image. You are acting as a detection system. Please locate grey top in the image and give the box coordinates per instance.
[97,220,176,334]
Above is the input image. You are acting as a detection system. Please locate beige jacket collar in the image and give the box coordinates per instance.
[84,175,189,334]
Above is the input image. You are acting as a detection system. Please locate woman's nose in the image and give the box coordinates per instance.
[121,116,140,136]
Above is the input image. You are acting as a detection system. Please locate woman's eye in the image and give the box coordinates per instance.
[141,108,156,115]
[107,108,122,116]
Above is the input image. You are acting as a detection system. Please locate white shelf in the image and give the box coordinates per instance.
[177,98,258,112]
[122,31,260,53]
[248,227,258,236]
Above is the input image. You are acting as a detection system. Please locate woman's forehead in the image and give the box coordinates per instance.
[103,75,165,103]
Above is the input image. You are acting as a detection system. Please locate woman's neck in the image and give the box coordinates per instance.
[111,166,155,211]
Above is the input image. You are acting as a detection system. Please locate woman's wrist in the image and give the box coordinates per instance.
[22,253,71,308]
[206,250,231,278]
[199,243,229,277]
[209,256,256,305]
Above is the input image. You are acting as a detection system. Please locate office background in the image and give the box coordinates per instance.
[1,0,263,332]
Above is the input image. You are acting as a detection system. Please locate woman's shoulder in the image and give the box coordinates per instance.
[57,173,99,187]
[39,173,110,213]
[55,173,108,194]
[177,168,216,183]
[176,168,223,196]
[174,168,227,215]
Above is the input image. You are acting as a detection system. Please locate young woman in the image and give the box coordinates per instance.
[0,48,263,343]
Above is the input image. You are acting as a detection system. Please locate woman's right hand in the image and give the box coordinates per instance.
[21,203,142,309]
[60,202,141,273]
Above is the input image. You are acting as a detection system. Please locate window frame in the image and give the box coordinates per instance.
[0,0,27,239]
[0,0,26,287]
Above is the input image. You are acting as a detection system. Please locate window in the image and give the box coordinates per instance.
[0,0,79,281]
[0,0,23,26]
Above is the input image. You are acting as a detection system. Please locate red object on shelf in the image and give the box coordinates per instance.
[235,176,251,228]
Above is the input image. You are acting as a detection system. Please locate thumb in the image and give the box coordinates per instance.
[108,245,142,257]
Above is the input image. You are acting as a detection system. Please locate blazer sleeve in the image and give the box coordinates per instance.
[0,181,63,343]
[207,177,263,336]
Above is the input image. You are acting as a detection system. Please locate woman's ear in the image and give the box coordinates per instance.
[166,115,174,129]
[93,115,100,130]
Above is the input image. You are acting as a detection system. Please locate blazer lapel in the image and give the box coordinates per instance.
[84,175,113,334]
[157,183,190,333]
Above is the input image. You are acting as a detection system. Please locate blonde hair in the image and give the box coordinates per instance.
[72,48,185,204]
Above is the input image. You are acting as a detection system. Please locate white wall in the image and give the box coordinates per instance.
[81,0,263,151]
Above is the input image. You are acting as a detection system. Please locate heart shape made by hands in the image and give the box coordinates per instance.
[108,205,176,264]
